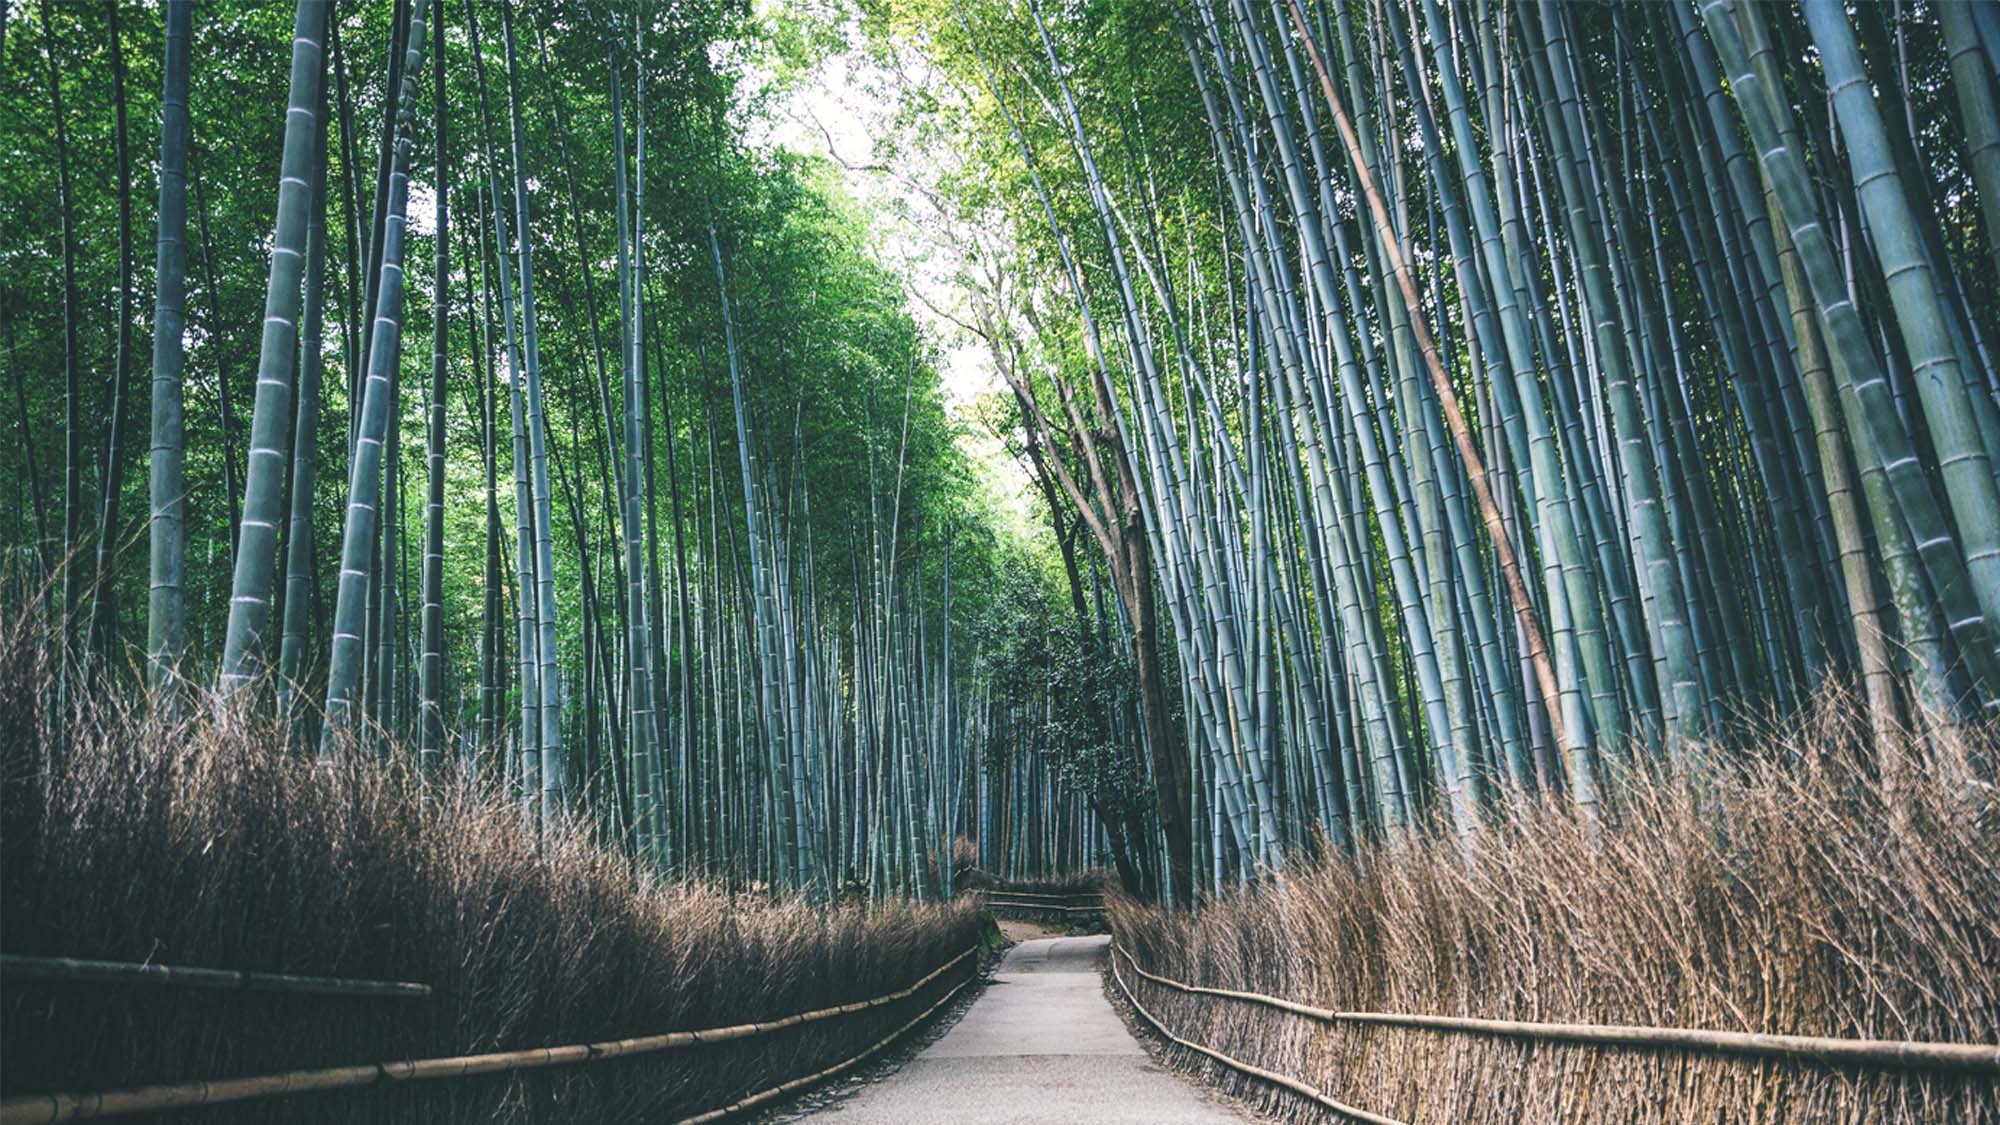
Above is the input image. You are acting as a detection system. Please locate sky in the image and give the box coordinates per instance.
[749,17,1044,539]
[750,29,994,410]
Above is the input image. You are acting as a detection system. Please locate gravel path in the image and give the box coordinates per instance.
[800,935,1253,1124]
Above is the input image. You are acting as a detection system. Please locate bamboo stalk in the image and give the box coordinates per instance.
[499,0,565,825]
[320,0,430,746]
[416,0,450,767]
[144,0,192,691]
[1277,0,1570,775]
[0,946,978,1125]
[218,0,329,691]
[82,0,138,670]
[0,955,430,998]
[1114,946,2000,1072]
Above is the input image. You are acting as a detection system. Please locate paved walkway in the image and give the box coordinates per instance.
[806,935,1252,1124]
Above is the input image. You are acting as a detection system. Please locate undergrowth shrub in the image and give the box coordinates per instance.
[1110,695,2000,1123]
[0,604,981,1122]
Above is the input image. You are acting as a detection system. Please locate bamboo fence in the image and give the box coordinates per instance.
[0,945,980,1124]
[670,973,975,1124]
[985,899,1103,914]
[1108,951,1405,1125]
[0,956,432,999]
[983,890,1106,924]
[980,890,1104,903]
[1113,945,2000,1073]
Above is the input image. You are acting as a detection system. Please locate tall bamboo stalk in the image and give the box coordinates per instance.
[418,0,450,767]
[322,0,430,746]
[220,0,330,694]
[146,0,193,691]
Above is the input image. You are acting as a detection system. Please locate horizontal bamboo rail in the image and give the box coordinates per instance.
[981,889,1104,903]
[0,955,432,999]
[672,973,975,1124]
[1108,951,1403,1125]
[985,900,1104,915]
[1113,946,2000,1073]
[0,945,979,1124]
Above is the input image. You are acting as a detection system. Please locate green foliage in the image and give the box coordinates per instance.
[0,0,1005,689]
[974,559,1149,830]
[0,0,1055,892]
[882,0,2000,895]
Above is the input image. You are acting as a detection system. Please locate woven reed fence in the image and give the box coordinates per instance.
[0,945,979,1124]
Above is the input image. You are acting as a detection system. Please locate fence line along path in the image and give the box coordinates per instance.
[0,955,432,999]
[0,948,977,1125]
[1112,946,2000,1073]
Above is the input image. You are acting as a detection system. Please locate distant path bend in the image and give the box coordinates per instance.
[805,935,1252,1123]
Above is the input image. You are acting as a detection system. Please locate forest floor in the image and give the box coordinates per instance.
[791,935,1254,1123]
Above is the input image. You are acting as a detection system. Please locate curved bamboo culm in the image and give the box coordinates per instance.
[0,955,430,999]
[1113,946,2000,1073]
[1108,952,1405,1125]
[0,946,978,1125]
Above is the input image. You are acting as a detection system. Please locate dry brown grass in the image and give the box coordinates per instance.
[1110,695,2000,1123]
[0,605,981,1122]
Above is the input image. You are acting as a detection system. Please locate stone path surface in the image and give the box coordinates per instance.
[804,935,1253,1124]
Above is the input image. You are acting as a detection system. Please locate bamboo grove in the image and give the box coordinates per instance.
[0,0,1115,898]
[897,0,2000,899]
[8,0,2000,911]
